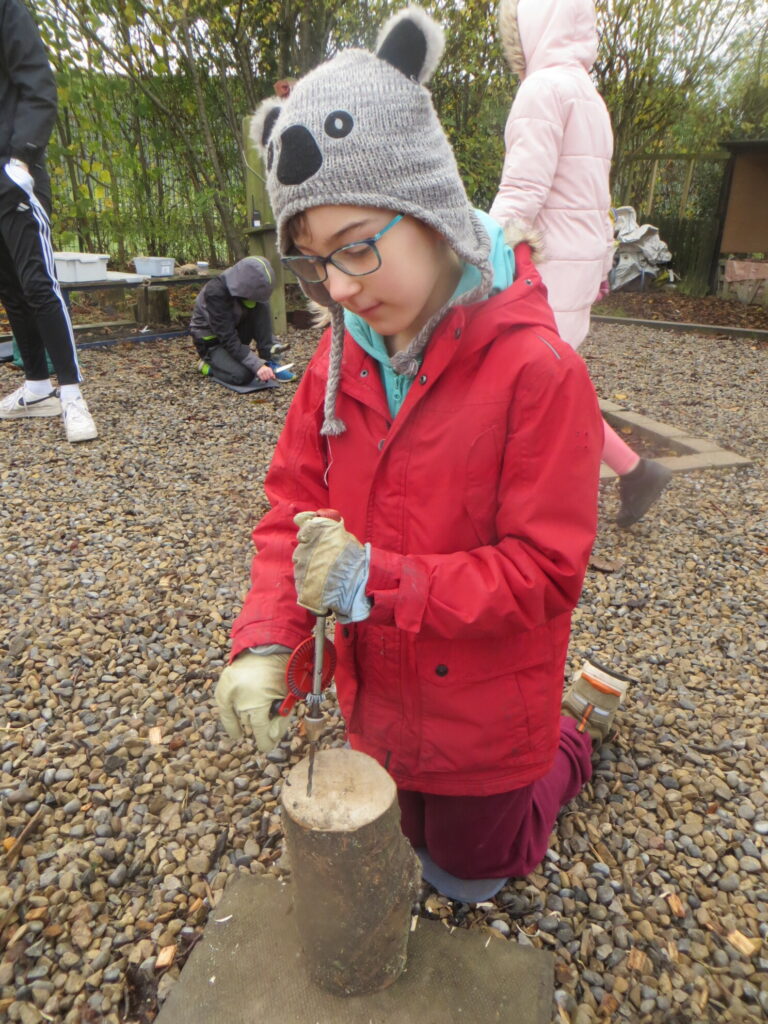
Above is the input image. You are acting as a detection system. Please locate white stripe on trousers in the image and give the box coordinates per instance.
[27,188,82,381]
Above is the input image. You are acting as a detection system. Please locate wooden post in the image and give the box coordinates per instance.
[281,748,422,996]
[94,286,126,318]
[679,158,695,219]
[242,115,287,335]
[136,285,170,325]
[646,159,659,216]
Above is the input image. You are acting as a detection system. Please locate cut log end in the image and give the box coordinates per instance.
[282,747,396,831]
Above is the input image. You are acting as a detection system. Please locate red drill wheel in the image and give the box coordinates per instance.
[278,634,337,716]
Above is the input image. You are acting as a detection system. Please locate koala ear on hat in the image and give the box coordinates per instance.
[375,5,445,84]
[251,98,283,160]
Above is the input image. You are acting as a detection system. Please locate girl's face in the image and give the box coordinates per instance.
[290,204,461,352]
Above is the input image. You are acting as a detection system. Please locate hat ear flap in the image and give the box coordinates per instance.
[251,99,283,159]
[375,6,444,84]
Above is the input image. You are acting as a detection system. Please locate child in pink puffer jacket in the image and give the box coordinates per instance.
[490,0,671,528]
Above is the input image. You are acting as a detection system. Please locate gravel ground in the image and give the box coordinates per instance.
[0,322,766,1024]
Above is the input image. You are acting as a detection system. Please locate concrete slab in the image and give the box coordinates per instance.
[156,875,553,1024]
[602,409,689,445]
[654,451,752,472]
[671,436,728,454]
[597,400,750,475]
[592,314,768,343]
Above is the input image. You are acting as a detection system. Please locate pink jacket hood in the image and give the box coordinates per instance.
[491,0,613,348]
[516,0,598,77]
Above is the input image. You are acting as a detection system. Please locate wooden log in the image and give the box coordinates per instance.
[93,286,126,318]
[136,285,170,325]
[281,747,421,996]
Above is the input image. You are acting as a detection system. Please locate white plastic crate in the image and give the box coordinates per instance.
[133,256,176,277]
[54,252,110,283]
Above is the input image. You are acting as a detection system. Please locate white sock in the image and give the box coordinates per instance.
[59,384,83,403]
[25,378,53,398]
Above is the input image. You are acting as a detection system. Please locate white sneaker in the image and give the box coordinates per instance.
[0,385,62,419]
[62,397,98,443]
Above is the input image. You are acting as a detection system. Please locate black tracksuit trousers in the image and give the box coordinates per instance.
[0,173,81,385]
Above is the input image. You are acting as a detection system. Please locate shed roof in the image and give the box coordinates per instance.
[721,139,768,155]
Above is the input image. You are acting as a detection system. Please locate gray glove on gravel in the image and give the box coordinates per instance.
[215,651,291,751]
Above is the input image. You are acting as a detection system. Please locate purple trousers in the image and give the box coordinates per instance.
[398,716,593,879]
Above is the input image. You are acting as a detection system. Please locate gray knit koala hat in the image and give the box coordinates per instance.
[252,6,493,435]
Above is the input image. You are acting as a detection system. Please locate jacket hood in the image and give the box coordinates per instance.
[221,256,274,302]
[498,0,598,77]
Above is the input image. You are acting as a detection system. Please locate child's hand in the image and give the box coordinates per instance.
[215,651,291,750]
[293,512,371,622]
[257,364,276,382]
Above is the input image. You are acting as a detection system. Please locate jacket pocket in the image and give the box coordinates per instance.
[463,426,502,546]
[413,629,556,775]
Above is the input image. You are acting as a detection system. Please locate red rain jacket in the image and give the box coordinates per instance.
[232,245,602,796]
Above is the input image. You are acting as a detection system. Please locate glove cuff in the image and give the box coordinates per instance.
[324,542,371,623]
[248,643,292,656]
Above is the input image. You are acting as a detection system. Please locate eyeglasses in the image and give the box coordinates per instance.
[281,214,404,284]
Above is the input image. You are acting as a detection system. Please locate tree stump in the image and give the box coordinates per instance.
[94,286,126,318]
[136,285,170,325]
[281,747,421,996]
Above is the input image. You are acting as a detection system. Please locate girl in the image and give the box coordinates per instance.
[216,6,630,901]
[490,0,672,528]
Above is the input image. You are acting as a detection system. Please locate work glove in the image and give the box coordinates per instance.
[215,651,291,750]
[3,159,35,197]
[293,511,371,623]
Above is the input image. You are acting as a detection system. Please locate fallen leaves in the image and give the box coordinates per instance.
[595,290,768,331]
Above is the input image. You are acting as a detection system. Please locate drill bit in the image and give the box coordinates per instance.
[305,612,327,797]
[299,509,341,797]
[305,706,323,795]
[307,743,315,796]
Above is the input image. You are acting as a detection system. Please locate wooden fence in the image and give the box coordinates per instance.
[651,215,721,296]
[617,152,730,295]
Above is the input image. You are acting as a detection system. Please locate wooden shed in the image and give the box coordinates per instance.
[711,139,768,302]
